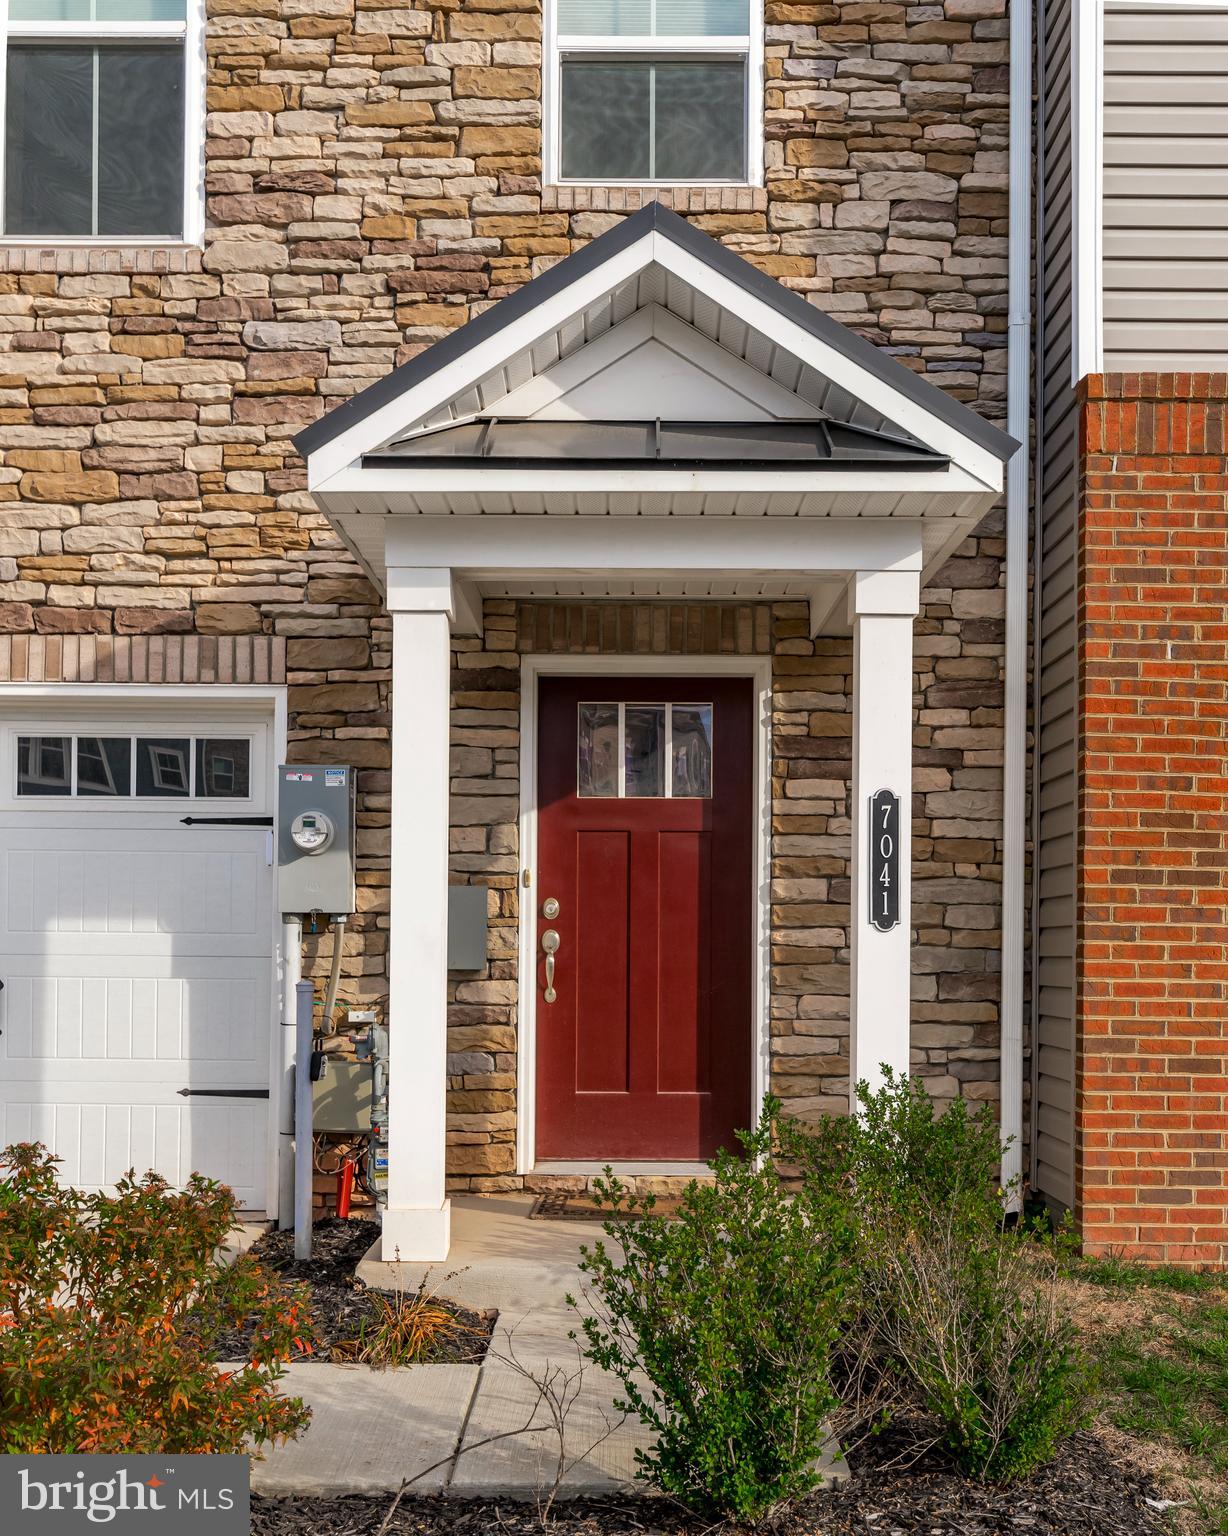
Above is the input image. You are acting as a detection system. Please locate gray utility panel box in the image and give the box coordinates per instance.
[447,885,488,972]
[277,764,357,915]
[312,1059,374,1133]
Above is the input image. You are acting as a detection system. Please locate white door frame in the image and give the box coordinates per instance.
[0,682,288,1220]
[515,653,773,1175]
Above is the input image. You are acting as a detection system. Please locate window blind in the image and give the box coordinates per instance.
[556,0,749,36]
[8,0,186,17]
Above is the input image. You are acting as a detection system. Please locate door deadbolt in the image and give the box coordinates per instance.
[541,897,560,920]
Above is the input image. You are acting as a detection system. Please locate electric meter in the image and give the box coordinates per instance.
[277,765,356,914]
[290,810,334,855]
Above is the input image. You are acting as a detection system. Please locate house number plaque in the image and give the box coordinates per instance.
[869,789,900,932]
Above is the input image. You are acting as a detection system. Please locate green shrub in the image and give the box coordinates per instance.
[862,1212,1090,1479]
[0,1142,312,1454]
[780,1072,1091,1482]
[778,1067,1008,1238]
[571,1107,853,1523]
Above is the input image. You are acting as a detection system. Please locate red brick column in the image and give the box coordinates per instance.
[1076,374,1228,1265]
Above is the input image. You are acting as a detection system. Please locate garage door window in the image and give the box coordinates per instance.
[17,735,71,795]
[16,734,251,799]
[196,737,250,798]
[77,736,132,797]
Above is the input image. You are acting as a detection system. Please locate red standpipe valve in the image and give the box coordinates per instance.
[337,1157,356,1219]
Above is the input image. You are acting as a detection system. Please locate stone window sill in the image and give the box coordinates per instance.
[542,185,768,214]
[0,241,204,274]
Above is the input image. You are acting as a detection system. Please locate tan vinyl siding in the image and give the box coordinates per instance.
[1103,5,1228,369]
[1034,0,1078,1212]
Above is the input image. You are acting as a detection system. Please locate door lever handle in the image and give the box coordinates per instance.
[541,928,560,1003]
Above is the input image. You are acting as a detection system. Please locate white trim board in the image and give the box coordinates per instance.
[0,681,288,1222]
[1072,0,1105,382]
[385,515,927,578]
[514,653,773,1176]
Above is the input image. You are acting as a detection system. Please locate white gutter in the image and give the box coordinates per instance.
[1001,0,1032,1209]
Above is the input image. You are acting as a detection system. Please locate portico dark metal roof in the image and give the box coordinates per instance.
[293,202,1018,465]
[363,418,951,472]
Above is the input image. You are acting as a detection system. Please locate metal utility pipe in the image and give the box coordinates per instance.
[321,915,346,1036]
[294,978,315,1261]
[278,916,302,1227]
[1001,0,1033,1209]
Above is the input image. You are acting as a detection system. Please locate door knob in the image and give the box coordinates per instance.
[541,928,560,1003]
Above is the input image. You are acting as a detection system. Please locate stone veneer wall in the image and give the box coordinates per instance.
[0,0,1014,1194]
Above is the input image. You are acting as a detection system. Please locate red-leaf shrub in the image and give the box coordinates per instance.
[0,1142,312,1454]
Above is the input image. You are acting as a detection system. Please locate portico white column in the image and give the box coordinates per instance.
[848,569,920,1106]
[383,568,453,1260]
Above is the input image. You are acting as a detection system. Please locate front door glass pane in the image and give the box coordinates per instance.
[577,702,715,798]
[76,736,132,797]
[624,706,665,797]
[136,737,190,796]
[578,703,619,796]
[671,704,713,796]
[17,736,71,795]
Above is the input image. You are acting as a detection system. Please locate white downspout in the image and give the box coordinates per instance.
[1001,0,1032,1209]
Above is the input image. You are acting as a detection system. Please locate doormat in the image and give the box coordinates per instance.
[527,1191,683,1223]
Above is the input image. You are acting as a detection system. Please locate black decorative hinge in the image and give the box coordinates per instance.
[177,1088,270,1099]
[180,815,274,827]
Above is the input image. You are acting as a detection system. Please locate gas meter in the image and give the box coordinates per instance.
[277,765,356,915]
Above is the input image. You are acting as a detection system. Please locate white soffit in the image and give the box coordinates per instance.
[401,289,842,432]
[431,305,828,427]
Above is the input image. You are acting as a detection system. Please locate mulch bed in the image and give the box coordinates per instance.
[251,1430,1168,1535]
[211,1217,494,1365]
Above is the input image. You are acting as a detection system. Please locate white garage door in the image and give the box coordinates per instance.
[0,707,276,1211]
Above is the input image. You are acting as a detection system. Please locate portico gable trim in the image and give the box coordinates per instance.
[295,204,1016,491]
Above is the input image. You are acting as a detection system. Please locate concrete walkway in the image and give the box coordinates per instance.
[251,1195,847,1501]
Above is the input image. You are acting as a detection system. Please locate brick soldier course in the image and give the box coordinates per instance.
[0,0,1014,1196]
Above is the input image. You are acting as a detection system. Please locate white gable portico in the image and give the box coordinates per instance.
[295,204,1016,1261]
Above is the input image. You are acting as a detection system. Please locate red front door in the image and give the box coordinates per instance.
[535,676,754,1161]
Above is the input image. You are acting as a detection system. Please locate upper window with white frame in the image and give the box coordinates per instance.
[1,0,196,242]
[550,0,755,185]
